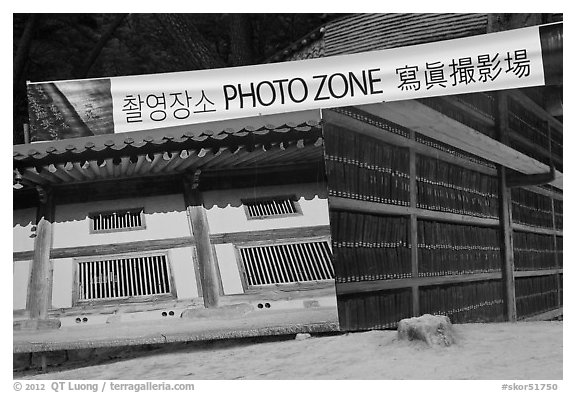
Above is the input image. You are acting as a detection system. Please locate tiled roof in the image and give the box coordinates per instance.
[13,114,325,190]
[14,112,322,166]
[267,26,326,63]
[270,13,489,62]
[324,13,488,56]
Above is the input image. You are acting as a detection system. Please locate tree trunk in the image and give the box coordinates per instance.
[155,14,226,70]
[228,14,254,66]
[75,13,129,78]
[13,14,38,88]
[487,13,543,32]
[13,14,38,144]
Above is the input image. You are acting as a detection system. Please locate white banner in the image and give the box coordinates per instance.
[106,25,542,133]
[111,27,544,132]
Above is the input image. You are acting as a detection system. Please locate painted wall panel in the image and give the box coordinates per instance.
[13,208,36,252]
[169,247,199,299]
[53,194,191,248]
[215,244,244,295]
[13,260,32,310]
[51,258,73,309]
[203,183,329,235]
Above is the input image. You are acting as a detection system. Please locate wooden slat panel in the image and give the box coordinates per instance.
[323,109,496,176]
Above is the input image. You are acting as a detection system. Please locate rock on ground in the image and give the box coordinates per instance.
[397,314,455,347]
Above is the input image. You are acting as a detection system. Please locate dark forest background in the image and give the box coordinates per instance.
[13,13,340,144]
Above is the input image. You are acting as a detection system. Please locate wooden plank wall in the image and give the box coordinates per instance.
[323,98,562,331]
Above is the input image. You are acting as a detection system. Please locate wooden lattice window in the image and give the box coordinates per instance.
[238,240,334,286]
[89,208,145,233]
[75,253,172,302]
[242,196,302,219]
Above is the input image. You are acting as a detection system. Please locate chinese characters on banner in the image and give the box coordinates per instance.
[396,49,532,92]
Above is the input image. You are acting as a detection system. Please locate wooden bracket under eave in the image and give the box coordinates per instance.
[505,165,556,188]
[35,185,49,204]
[190,169,202,189]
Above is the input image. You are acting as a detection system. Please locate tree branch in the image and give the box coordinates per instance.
[75,13,129,78]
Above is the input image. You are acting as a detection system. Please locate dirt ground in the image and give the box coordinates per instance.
[16,321,562,380]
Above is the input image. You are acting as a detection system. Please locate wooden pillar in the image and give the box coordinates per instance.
[409,131,419,317]
[498,168,516,321]
[496,91,517,322]
[183,172,219,308]
[28,186,54,320]
[550,193,561,308]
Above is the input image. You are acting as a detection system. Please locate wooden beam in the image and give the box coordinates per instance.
[61,163,85,182]
[496,91,517,322]
[13,237,194,261]
[511,223,561,237]
[210,225,331,245]
[13,226,332,262]
[183,174,219,308]
[506,169,556,188]
[27,187,54,320]
[46,297,203,318]
[335,272,503,295]
[20,168,50,186]
[358,100,563,189]
[437,96,495,127]
[513,269,562,278]
[329,197,500,227]
[220,282,336,303]
[74,161,95,180]
[47,164,75,183]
